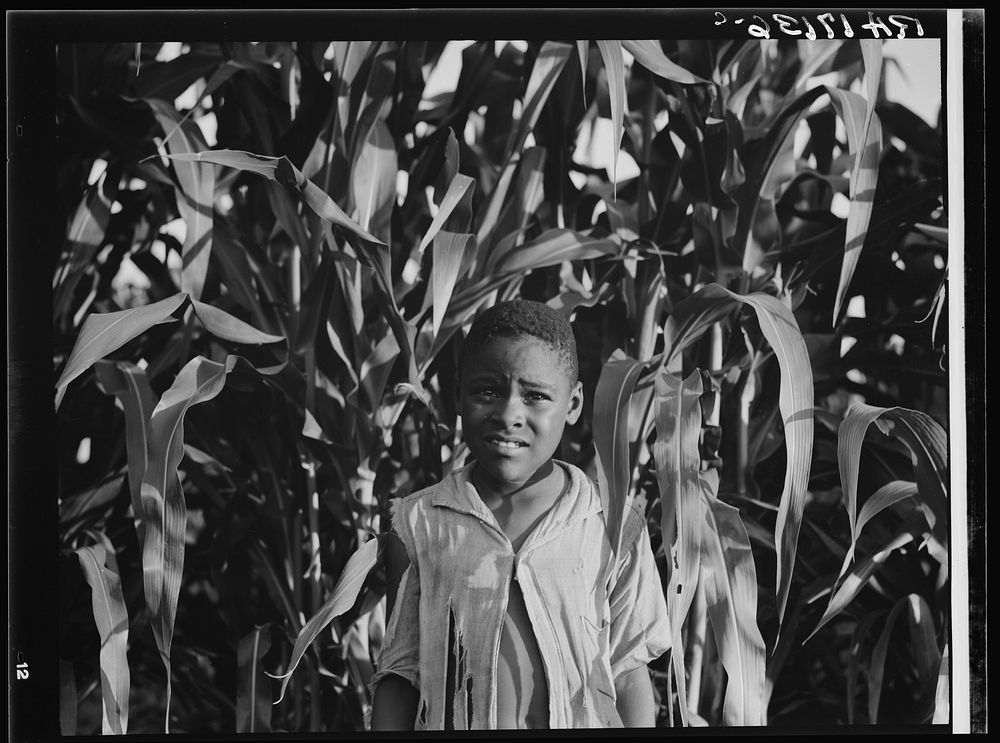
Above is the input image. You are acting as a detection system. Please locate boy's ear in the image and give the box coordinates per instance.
[566,380,584,425]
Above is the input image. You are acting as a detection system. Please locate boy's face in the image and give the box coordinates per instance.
[459,334,583,491]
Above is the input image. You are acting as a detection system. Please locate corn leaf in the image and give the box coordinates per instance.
[211,228,275,333]
[485,146,546,268]
[140,354,238,731]
[148,100,216,300]
[76,541,130,735]
[272,536,380,704]
[55,293,188,409]
[488,228,619,276]
[652,368,703,727]
[266,181,312,264]
[60,471,127,532]
[906,594,943,722]
[507,41,572,161]
[429,231,475,338]
[933,644,950,724]
[418,173,476,257]
[164,149,385,256]
[663,283,813,623]
[477,42,570,244]
[807,513,924,642]
[622,40,710,86]
[236,625,273,733]
[837,402,894,541]
[868,596,907,723]
[351,118,397,242]
[190,297,286,350]
[54,172,119,323]
[596,41,626,191]
[845,609,883,724]
[576,41,589,104]
[839,403,948,547]
[868,593,934,724]
[838,480,919,577]
[94,361,156,539]
[699,472,767,726]
[592,350,646,556]
[827,87,883,326]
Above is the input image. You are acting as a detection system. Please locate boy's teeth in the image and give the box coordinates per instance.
[492,440,523,449]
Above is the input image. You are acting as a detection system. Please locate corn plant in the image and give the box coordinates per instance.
[54,36,948,733]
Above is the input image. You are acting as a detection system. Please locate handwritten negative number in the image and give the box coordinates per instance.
[715,12,924,40]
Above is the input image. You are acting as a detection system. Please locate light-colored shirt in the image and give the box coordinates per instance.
[369,460,671,730]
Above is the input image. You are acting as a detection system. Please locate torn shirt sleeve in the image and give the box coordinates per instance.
[607,504,672,681]
[369,560,421,695]
[370,497,421,696]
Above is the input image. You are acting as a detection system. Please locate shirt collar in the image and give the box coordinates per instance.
[431,460,603,541]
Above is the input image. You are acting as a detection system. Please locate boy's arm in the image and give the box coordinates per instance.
[614,666,657,727]
[371,674,420,730]
[369,526,422,730]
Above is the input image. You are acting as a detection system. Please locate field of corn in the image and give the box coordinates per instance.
[46,33,954,734]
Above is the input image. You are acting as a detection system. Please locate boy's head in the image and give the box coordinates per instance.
[458,300,584,490]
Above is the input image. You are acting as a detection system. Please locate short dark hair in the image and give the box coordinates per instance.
[459,299,578,384]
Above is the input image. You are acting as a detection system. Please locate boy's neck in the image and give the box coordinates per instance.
[472,458,565,509]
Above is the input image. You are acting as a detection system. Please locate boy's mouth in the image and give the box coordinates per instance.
[484,435,528,452]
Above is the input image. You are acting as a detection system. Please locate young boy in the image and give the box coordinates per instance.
[370,299,670,730]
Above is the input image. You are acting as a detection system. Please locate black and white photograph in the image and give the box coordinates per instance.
[7,8,986,739]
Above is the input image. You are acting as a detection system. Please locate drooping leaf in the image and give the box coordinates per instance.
[76,540,130,735]
[163,150,385,257]
[837,402,893,541]
[651,368,703,727]
[663,283,813,623]
[236,625,273,734]
[839,402,948,549]
[94,361,156,539]
[699,472,767,726]
[55,293,188,409]
[190,297,287,350]
[622,39,710,86]
[271,536,380,704]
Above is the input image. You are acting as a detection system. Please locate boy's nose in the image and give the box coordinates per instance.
[492,395,526,427]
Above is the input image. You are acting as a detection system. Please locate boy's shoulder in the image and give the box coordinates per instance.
[392,466,466,506]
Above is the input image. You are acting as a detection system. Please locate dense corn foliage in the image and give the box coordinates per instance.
[53,36,950,733]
